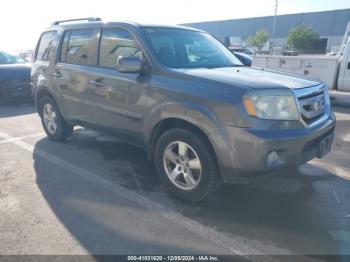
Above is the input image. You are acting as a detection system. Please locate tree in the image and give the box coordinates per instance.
[247,30,269,51]
[287,24,320,53]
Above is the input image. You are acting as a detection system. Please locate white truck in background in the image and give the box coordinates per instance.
[252,22,350,92]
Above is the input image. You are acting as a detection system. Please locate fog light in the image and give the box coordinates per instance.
[267,151,279,165]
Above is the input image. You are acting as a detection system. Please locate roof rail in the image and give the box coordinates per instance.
[51,17,102,26]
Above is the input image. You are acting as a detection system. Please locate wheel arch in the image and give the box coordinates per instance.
[145,101,225,155]
[148,117,218,160]
[35,88,64,118]
[144,101,237,182]
[35,89,54,116]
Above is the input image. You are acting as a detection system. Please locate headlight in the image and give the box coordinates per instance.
[243,90,299,120]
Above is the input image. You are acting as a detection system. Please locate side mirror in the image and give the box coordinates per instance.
[116,56,142,73]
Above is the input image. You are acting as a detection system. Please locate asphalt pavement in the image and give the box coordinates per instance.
[0,101,349,260]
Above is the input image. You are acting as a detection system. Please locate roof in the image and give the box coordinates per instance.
[48,18,203,32]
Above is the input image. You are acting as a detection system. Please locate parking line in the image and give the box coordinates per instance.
[0,132,45,145]
[343,133,350,142]
[0,131,276,260]
[311,160,350,180]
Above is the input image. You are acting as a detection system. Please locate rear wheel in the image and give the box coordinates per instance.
[39,96,73,141]
[154,128,222,202]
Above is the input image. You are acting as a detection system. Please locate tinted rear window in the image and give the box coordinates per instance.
[60,29,95,66]
[36,31,57,62]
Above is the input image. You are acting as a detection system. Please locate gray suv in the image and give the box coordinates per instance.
[32,18,336,202]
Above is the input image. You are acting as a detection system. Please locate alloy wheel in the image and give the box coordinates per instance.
[163,141,202,191]
[43,103,57,135]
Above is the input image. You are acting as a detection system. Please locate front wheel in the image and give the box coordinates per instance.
[39,96,73,141]
[154,128,222,202]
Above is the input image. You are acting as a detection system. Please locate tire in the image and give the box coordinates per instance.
[154,128,222,202]
[39,95,73,141]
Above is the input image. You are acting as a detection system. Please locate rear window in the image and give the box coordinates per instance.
[36,31,57,61]
[60,29,95,66]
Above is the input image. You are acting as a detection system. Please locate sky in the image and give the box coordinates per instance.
[1,0,349,50]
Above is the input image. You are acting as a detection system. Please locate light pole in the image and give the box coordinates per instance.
[272,0,278,47]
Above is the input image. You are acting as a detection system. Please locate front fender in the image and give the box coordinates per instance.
[143,101,236,178]
[145,101,221,134]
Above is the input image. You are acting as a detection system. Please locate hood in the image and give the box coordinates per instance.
[0,63,31,80]
[176,67,321,90]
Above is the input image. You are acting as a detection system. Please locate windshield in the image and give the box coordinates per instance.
[0,51,26,65]
[144,28,243,69]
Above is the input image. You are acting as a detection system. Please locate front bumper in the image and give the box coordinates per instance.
[218,113,336,183]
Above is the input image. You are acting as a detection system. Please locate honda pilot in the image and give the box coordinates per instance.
[31,18,336,202]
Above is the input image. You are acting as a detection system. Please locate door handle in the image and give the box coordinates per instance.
[53,72,62,77]
[90,80,105,87]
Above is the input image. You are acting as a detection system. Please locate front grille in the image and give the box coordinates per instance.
[294,85,327,126]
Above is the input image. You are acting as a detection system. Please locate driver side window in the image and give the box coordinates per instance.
[99,29,141,69]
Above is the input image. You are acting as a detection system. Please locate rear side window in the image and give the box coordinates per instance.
[99,29,141,69]
[60,29,95,65]
[36,31,57,61]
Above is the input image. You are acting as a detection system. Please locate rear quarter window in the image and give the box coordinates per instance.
[35,31,57,62]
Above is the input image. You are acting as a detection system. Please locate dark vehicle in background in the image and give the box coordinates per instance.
[0,51,32,104]
[228,46,253,66]
[229,46,254,55]
[232,51,252,66]
[32,18,335,202]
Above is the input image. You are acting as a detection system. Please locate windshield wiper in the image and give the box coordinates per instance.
[204,64,244,69]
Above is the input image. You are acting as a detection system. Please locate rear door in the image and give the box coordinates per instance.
[32,31,58,99]
[88,28,150,143]
[54,28,98,122]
